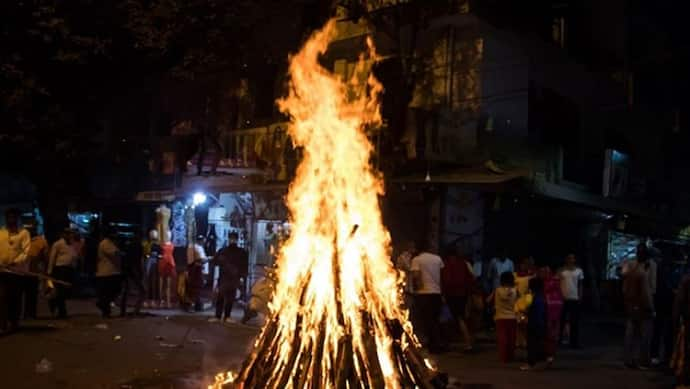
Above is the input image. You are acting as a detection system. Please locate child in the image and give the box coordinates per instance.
[489,271,518,363]
[522,277,548,371]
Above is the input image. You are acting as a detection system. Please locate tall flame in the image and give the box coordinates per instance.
[213,19,434,389]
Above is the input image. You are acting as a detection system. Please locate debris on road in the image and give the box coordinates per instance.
[113,335,122,341]
[35,358,53,374]
[159,342,182,348]
[189,338,206,345]
[94,323,109,330]
[155,335,164,340]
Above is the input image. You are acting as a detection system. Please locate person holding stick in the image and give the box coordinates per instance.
[48,228,79,318]
[0,208,31,333]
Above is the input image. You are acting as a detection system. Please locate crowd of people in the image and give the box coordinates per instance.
[0,208,263,334]
[394,238,690,378]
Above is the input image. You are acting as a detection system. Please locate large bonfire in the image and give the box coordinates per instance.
[213,19,442,389]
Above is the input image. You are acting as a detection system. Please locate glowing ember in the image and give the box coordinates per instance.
[213,19,440,389]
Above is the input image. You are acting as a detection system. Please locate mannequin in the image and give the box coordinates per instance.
[144,229,161,308]
[155,204,171,245]
[158,230,176,309]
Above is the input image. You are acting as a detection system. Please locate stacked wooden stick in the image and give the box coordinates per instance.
[227,225,447,389]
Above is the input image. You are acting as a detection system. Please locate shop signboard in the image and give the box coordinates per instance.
[135,190,176,202]
[602,149,629,198]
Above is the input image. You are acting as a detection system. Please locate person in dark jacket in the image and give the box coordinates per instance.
[522,277,547,371]
[623,243,655,369]
[209,232,248,322]
[441,246,474,351]
[673,274,690,385]
[652,250,688,365]
[119,232,146,316]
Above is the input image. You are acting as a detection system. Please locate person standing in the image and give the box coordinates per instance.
[47,229,78,318]
[490,271,518,363]
[143,230,161,308]
[441,246,474,351]
[559,254,584,348]
[395,240,417,315]
[539,266,563,363]
[241,266,275,324]
[210,232,248,322]
[673,273,690,385]
[623,243,655,369]
[0,208,31,333]
[522,277,548,371]
[488,253,514,292]
[186,236,207,312]
[410,242,445,354]
[23,223,49,319]
[95,231,123,318]
[651,250,686,366]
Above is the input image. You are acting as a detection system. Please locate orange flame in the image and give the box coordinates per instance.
[212,19,427,389]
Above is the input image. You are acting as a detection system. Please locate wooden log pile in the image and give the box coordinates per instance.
[223,225,448,389]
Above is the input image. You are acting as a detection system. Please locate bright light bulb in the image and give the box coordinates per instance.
[192,192,207,206]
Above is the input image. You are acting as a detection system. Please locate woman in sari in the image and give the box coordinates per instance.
[539,266,563,363]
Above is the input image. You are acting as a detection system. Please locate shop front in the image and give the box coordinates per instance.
[160,175,289,303]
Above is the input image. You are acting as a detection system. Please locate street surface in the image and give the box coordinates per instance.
[0,300,674,389]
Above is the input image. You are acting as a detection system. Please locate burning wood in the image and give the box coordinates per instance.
[211,19,445,389]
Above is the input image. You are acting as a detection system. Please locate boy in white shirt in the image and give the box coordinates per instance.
[559,253,584,348]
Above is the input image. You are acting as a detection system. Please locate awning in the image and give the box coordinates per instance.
[392,167,529,185]
[181,175,288,194]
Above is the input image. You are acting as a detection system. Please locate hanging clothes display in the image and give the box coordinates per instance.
[184,205,196,243]
[206,224,217,256]
[171,201,187,247]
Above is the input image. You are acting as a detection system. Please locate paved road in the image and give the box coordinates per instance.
[0,300,674,389]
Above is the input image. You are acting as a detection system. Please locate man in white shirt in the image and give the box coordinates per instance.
[0,208,30,333]
[488,254,514,291]
[410,241,445,353]
[559,253,584,348]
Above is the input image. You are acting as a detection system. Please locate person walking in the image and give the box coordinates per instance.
[23,223,49,319]
[490,271,518,363]
[0,208,31,333]
[411,241,445,354]
[47,229,79,318]
[522,277,548,371]
[95,231,123,318]
[119,233,146,316]
[441,246,474,351]
[559,254,584,348]
[210,232,248,323]
[623,243,655,370]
